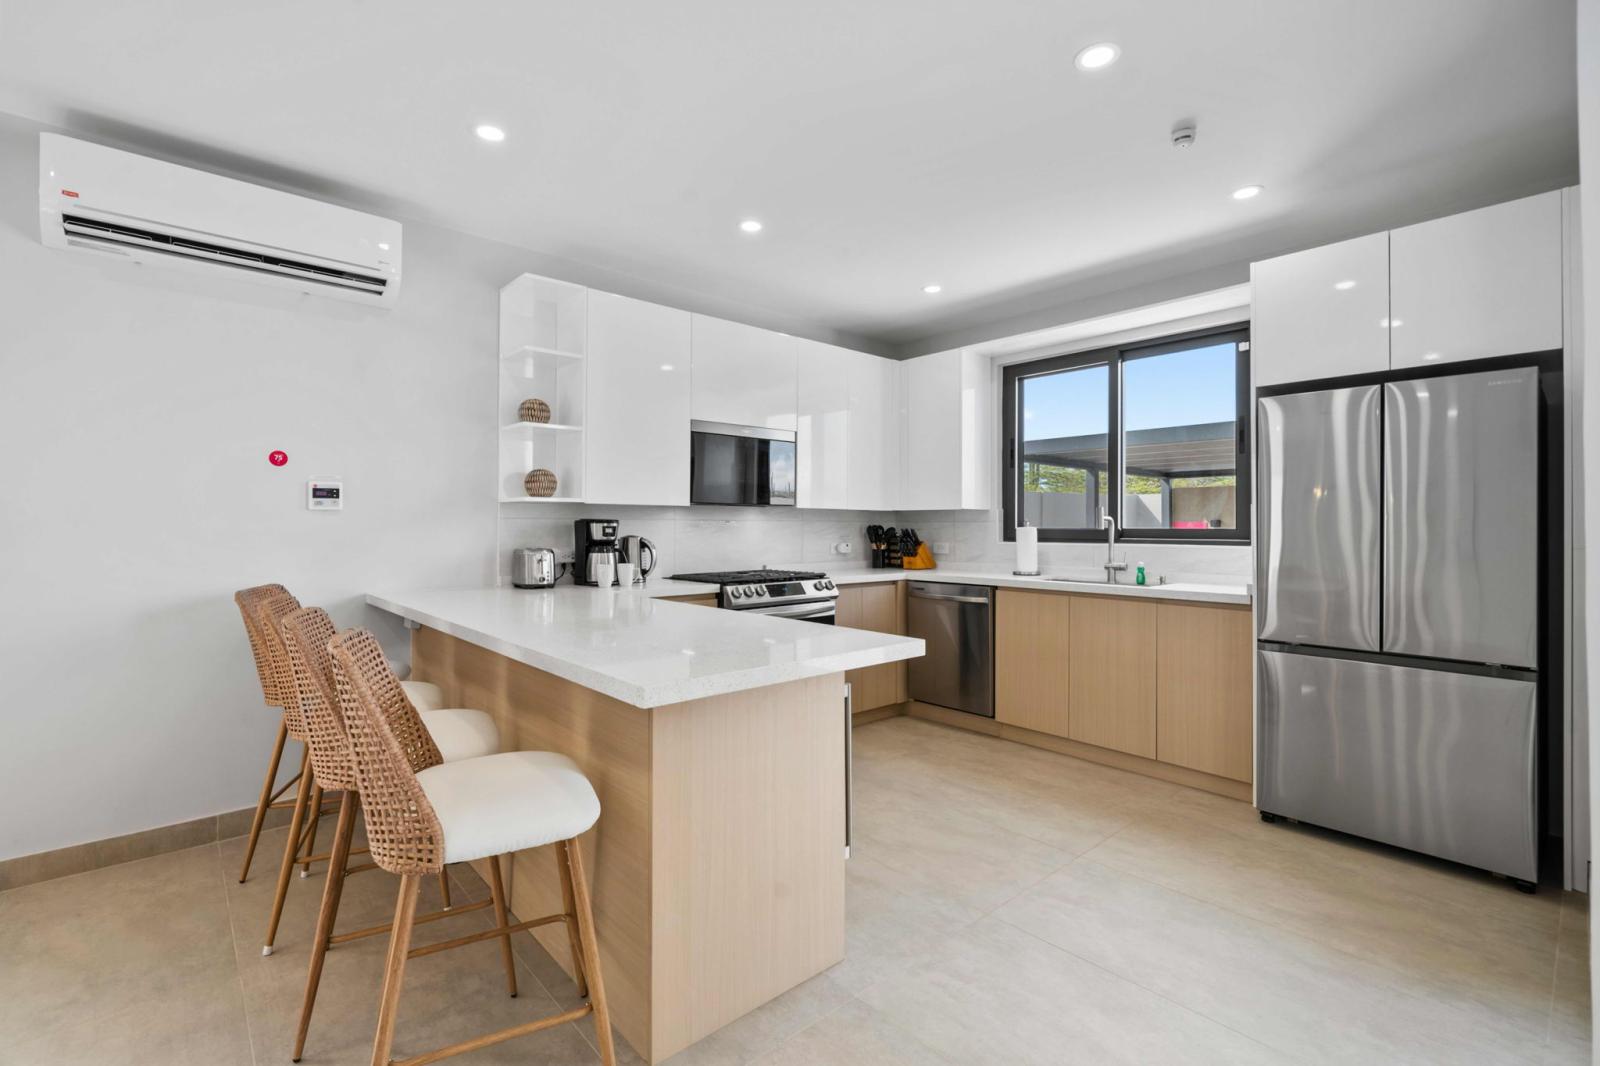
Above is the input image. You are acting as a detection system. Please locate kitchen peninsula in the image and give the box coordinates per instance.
[367,585,923,1064]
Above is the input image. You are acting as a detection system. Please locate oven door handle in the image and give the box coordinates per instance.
[744,600,836,620]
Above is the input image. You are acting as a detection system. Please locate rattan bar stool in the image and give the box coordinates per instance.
[235,584,448,886]
[330,628,615,1066]
[281,607,508,1061]
[246,591,457,956]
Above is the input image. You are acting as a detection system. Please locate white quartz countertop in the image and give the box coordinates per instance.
[647,568,1251,606]
[368,586,924,709]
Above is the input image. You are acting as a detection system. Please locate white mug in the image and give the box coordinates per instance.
[616,562,639,587]
[593,557,617,588]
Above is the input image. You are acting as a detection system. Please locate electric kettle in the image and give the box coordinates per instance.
[619,535,658,582]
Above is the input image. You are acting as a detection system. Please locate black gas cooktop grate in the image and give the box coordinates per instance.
[669,568,826,584]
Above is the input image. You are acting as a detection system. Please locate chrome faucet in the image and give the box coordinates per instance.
[1101,513,1128,583]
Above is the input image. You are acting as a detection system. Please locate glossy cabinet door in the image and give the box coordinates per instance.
[1155,602,1253,782]
[994,589,1071,738]
[846,351,901,511]
[1067,595,1157,758]
[900,349,991,510]
[1250,232,1390,387]
[690,313,798,430]
[586,291,692,505]
[795,337,852,509]
[1389,191,1563,368]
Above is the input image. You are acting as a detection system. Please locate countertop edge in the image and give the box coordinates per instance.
[367,592,924,709]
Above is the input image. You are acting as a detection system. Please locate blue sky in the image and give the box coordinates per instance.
[1022,342,1236,440]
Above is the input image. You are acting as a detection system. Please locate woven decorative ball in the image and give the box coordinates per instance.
[518,397,552,424]
[524,468,558,497]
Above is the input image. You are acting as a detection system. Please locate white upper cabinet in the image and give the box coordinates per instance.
[586,291,691,506]
[690,314,798,429]
[846,351,902,511]
[1250,232,1390,388]
[795,337,852,510]
[1389,191,1563,369]
[900,349,990,510]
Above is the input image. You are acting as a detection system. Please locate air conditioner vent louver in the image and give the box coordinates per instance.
[40,134,401,306]
[60,214,389,295]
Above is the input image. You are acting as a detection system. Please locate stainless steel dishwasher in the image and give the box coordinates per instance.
[906,581,995,717]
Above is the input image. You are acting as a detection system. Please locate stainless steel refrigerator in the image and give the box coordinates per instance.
[1256,366,1541,886]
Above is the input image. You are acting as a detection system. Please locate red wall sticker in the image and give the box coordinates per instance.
[268,450,288,467]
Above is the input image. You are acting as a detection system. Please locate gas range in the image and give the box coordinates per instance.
[668,568,838,622]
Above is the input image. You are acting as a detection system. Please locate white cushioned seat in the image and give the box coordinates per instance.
[400,680,444,712]
[418,708,500,763]
[417,751,601,865]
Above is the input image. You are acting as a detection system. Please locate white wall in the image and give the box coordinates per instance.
[1578,0,1600,1048]
[0,112,570,860]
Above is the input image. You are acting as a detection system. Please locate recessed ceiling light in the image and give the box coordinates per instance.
[922,284,943,294]
[1232,184,1264,200]
[1422,352,1440,361]
[660,364,675,371]
[1074,43,1120,71]
[739,219,763,234]
[377,242,391,251]
[1333,279,1356,291]
[474,124,506,142]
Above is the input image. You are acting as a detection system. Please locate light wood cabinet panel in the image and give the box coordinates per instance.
[994,589,1071,737]
[837,582,905,712]
[1067,595,1157,758]
[662,594,719,608]
[1156,603,1254,783]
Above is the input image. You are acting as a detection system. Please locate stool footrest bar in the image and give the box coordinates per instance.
[390,1003,594,1066]
[328,897,492,946]
[406,913,567,960]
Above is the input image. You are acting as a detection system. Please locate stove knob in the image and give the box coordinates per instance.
[824,580,835,589]
[730,588,743,599]
[756,587,767,597]
[813,581,823,590]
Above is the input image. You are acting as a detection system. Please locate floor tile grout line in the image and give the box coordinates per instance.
[216,841,262,1066]
[992,903,1299,1062]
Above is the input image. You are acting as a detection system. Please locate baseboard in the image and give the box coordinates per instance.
[0,799,303,893]
[902,701,1253,802]
[851,702,907,726]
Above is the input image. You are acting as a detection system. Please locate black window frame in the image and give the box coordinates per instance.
[1001,321,1251,545]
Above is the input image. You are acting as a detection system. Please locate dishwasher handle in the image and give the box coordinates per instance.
[907,588,991,605]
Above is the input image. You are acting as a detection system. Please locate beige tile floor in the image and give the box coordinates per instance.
[1,715,1589,1065]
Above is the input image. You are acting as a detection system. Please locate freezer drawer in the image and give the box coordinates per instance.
[1256,386,1382,650]
[1257,648,1537,881]
[1382,368,1539,667]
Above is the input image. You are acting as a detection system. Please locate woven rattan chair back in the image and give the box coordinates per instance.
[247,588,307,738]
[235,584,292,708]
[329,628,447,876]
[281,607,356,793]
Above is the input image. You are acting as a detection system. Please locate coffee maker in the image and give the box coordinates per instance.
[573,518,620,586]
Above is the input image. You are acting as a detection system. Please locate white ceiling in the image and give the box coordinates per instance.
[0,0,1578,353]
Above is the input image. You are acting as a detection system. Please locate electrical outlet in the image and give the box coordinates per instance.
[932,541,951,555]
[555,548,575,564]
[833,541,853,555]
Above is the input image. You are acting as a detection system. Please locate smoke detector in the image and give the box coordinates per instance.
[1171,124,1197,149]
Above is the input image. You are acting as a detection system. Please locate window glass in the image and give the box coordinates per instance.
[1019,363,1108,530]
[1120,342,1239,530]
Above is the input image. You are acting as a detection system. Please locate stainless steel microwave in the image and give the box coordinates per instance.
[689,420,796,506]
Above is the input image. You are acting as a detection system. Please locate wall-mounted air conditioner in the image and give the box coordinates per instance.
[38,133,402,307]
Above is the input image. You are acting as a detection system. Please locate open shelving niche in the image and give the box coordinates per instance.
[498,274,587,503]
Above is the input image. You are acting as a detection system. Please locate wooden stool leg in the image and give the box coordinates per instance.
[371,874,422,1066]
[563,838,614,1066]
[486,855,518,998]
[299,780,324,877]
[263,748,314,956]
[556,841,589,998]
[238,719,289,883]
[438,869,452,910]
[292,791,358,1062]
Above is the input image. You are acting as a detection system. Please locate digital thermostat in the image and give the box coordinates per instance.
[307,479,343,511]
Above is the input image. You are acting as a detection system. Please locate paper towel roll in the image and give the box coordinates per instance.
[1015,524,1039,575]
